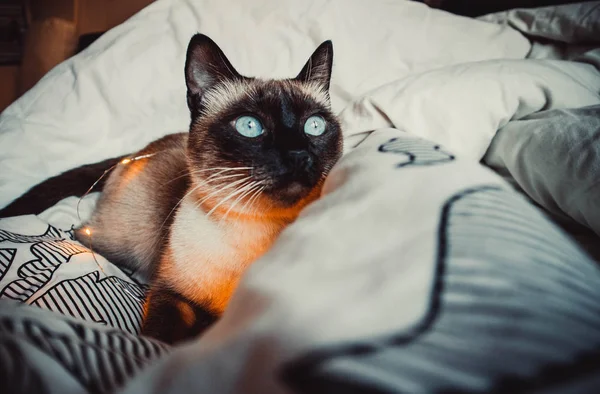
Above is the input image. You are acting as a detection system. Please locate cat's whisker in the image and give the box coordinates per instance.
[201,182,249,218]
[159,176,251,235]
[249,186,266,217]
[164,167,251,186]
[220,182,264,222]
[242,184,265,217]
[204,171,247,182]
[198,172,247,185]
[206,179,258,218]
[197,176,252,207]
[192,173,249,189]
[189,167,253,185]
[190,177,250,216]
[202,168,235,180]
[201,166,253,171]
[158,176,253,248]
[170,172,242,188]
[190,166,253,175]
[238,187,259,217]
[218,183,255,223]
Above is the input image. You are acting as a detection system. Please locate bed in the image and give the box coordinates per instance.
[1,0,599,393]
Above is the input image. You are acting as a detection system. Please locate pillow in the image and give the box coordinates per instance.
[0,214,146,335]
[0,300,168,394]
[338,57,600,159]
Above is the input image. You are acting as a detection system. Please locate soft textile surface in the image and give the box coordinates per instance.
[1,0,600,393]
[338,57,600,158]
[484,105,600,237]
[121,130,600,394]
[0,215,147,335]
[0,0,530,210]
[3,132,600,393]
[479,1,600,64]
[0,300,168,394]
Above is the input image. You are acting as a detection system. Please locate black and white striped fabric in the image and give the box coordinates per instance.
[31,271,145,334]
[0,300,168,394]
[0,219,160,393]
[0,220,147,335]
[0,247,14,282]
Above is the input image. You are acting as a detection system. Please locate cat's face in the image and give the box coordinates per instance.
[184,35,342,218]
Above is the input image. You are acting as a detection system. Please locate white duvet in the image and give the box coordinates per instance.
[1,1,600,393]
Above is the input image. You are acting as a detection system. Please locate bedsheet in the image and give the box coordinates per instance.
[1,0,600,393]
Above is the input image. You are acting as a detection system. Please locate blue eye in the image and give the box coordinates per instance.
[304,115,326,136]
[235,116,264,138]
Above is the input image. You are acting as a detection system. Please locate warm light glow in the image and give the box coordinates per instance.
[84,228,91,236]
[121,158,132,164]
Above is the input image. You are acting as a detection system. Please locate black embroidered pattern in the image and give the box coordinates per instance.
[0,248,16,282]
[30,271,146,334]
[0,225,88,301]
[0,224,147,334]
[378,137,455,167]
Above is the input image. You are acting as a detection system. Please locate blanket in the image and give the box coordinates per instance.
[0,0,599,393]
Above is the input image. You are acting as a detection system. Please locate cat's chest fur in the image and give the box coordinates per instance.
[159,198,283,313]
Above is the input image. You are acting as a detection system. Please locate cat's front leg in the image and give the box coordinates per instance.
[141,286,218,345]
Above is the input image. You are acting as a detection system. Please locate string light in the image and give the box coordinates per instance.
[76,151,160,302]
[76,152,158,222]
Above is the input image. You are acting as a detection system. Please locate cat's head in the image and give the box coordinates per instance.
[184,34,343,219]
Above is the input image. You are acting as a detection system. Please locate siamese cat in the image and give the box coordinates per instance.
[0,34,343,344]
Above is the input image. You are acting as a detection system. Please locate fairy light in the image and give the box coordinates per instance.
[75,151,161,302]
[76,152,159,222]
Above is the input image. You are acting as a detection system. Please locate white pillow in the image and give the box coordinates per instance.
[339,57,600,159]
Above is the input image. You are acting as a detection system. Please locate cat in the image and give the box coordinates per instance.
[0,34,343,344]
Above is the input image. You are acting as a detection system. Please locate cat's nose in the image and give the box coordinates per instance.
[288,150,313,171]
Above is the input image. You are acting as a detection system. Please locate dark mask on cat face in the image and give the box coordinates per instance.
[184,34,343,217]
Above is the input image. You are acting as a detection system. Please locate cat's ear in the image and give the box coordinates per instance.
[185,34,241,111]
[295,40,334,91]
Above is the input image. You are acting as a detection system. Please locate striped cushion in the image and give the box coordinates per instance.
[0,220,146,335]
[0,300,168,393]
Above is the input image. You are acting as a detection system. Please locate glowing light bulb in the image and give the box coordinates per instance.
[121,158,131,164]
[84,228,91,236]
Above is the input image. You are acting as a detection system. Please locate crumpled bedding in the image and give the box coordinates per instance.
[485,105,600,253]
[0,0,600,393]
[0,0,529,210]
